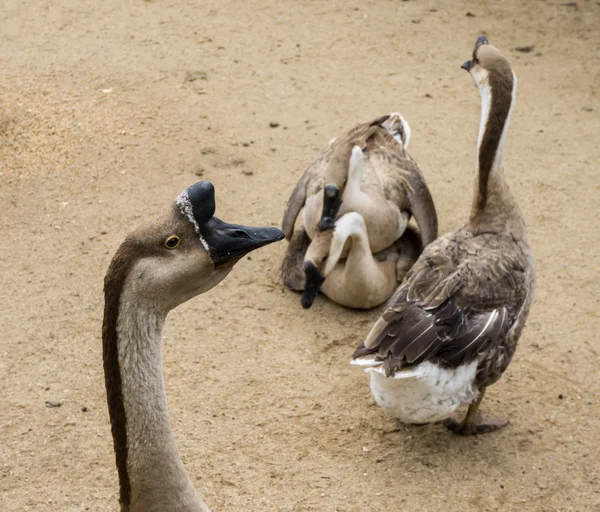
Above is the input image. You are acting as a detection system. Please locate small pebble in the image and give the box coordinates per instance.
[515,45,535,53]
[45,400,62,408]
[465,11,476,17]
[81,406,88,412]
[269,122,280,128]
[558,394,564,399]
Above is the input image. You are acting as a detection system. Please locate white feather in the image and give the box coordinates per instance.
[365,361,479,424]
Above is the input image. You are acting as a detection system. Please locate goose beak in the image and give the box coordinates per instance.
[475,35,489,48]
[461,60,472,72]
[301,261,325,309]
[318,184,342,231]
[203,217,284,267]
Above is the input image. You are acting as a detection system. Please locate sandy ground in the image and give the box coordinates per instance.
[1,0,599,510]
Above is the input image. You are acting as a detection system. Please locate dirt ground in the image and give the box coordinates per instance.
[1,0,599,510]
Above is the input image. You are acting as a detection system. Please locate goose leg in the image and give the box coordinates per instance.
[281,228,310,291]
[443,388,509,436]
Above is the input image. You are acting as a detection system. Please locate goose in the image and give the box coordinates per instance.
[281,113,438,291]
[283,113,410,241]
[301,211,422,309]
[351,36,535,435]
[102,181,283,511]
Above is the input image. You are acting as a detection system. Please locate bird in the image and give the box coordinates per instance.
[351,36,535,436]
[102,181,283,511]
[301,211,422,309]
[281,113,437,294]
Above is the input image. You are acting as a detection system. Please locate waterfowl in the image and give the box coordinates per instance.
[102,181,283,511]
[301,212,422,309]
[351,37,535,435]
[283,113,410,241]
[281,113,438,291]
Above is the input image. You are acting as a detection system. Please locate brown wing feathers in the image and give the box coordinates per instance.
[354,296,511,376]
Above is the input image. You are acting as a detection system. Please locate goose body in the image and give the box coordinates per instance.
[102,181,283,511]
[352,37,535,435]
[281,113,437,297]
[302,212,421,309]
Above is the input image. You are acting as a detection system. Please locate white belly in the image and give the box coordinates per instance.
[367,361,479,424]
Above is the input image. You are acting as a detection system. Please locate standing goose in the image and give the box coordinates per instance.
[351,37,535,435]
[281,113,437,292]
[102,181,283,511]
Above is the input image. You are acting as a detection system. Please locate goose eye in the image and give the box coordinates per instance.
[164,235,180,249]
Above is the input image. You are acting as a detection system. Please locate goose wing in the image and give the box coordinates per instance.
[406,164,438,247]
[282,155,327,241]
[281,227,310,291]
[363,128,438,248]
[353,232,530,374]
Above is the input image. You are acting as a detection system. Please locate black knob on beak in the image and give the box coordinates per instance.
[461,60,473,72]
[476,35,489,47]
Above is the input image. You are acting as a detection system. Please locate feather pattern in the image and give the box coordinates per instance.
[354,227,534,387]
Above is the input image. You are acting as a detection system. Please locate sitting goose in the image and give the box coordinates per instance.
[281,113,437,291]
[102,181,283,511]
[283,113,410,243]
[302,211,422,309]
[351,37,535,435]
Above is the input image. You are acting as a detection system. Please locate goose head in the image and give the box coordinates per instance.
[461,36,513,91]
[108,181,284,311]
[301,228,333,309]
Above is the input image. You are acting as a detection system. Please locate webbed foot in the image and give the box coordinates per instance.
[443,388,509,436]
[444,412,509,436]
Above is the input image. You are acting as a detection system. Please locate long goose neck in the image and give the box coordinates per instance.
[326,214,373,276]
[469,72,525,237]
[344,146,364,198]
[103,264,203,511]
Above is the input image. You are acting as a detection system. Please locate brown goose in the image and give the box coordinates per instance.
[351,37,535,435]
[102,181,283,511]
[281,113,437,294]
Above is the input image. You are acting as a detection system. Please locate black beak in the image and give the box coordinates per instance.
[301,261,325,309]
[462,35,488,72]
[475,35,489,48]
[177,181,284,267]
[203,217,284,267]
[318,184,342,231]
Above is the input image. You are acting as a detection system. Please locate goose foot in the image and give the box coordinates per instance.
[443,412,509,436]
[443,388,509,436]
